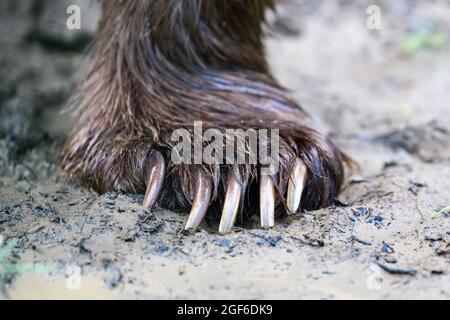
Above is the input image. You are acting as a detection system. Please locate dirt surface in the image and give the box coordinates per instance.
[1,0,449,300]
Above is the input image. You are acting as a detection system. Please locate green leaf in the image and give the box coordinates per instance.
[401,33,427,57]
[426,32,447,50]
[432,206,450,219]
[401,31,448,58]
[2,263,56,274]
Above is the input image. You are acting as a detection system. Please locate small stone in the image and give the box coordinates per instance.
[216,237,231,247]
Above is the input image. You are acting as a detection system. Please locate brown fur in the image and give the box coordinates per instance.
[62,0,350,221]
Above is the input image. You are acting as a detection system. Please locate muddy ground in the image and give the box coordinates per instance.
[0,0,449,299]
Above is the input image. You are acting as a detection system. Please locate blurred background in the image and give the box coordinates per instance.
[0,0,449,299]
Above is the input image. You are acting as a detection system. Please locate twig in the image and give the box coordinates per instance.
[290,236,324,247]
[350,235,372,246]
[376,262,416,276]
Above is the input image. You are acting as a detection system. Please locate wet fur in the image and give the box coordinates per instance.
[62,0,350,221]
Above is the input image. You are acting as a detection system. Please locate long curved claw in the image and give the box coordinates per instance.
[260,175,275,229]
[184,170,213,233]
[286,158,307,215]
[143,151,166,210]
[218,174,242,235]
